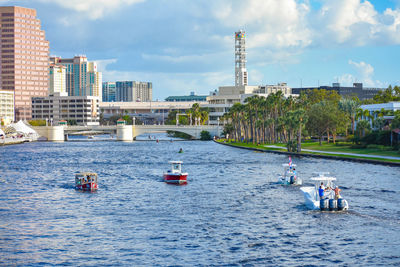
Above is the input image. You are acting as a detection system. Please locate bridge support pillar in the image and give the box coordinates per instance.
[33,126,65,141]
[117,125,133,141]
[48,126,65,141]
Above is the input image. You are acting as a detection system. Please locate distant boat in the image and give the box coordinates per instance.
[163,161,188,185]
[277,157,302,185]
[75,172,98,191]
[88,135,95,139]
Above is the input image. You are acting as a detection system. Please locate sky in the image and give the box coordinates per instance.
[1,0,400,100]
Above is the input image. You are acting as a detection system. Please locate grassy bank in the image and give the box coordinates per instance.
[216,140,400,164]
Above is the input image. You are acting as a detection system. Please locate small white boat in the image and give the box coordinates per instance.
[87,135,95,139]
[278,157,302,185]
[300,173,349,211]
[278,163,302,185]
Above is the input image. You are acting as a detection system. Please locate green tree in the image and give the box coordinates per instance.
[200,130,212,140]
[373,85,400,103]
[28,120,46,126]
[355,120,371,138]
[339,98,360,134]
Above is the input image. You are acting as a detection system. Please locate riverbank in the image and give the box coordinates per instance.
[215,140,400,166]
[1,137,30,146]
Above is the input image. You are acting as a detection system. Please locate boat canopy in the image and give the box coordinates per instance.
[313,171,330,176]
[310,176,336,181]
[282,163,296,167]
[169,161,183,164]
[75,172,98,178]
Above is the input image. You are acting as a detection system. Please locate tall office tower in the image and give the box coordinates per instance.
[102,81,116,102]
[235,30,247,86]
[0,6,50,120]
[116,81,152,102]
[49,64,66,95]
[50,56,102,100]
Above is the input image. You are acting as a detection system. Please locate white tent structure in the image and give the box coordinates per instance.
[0,128,4,136]
[8,120,40,141]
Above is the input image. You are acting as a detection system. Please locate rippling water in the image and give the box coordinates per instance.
[1,135,399,266]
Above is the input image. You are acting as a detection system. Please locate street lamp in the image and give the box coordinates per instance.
[133,116,136,126]
[45,118,48,126]
[217,117,220,127]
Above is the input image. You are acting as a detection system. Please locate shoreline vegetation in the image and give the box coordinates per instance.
[215,139,400,166]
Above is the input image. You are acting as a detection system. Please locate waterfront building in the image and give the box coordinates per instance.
[205,84,293,124]
[115,81,152,102]
[358,102,400,128]
[0,6,50,120]
[235,30,248,86]
[32,93,99,125]
[0,90,14,125]
[50,56,102,100]
[49,64,66,95]
[165,92,207,102]
[100,100,206,125]
[102,82,116,102]
[292,83,384,100]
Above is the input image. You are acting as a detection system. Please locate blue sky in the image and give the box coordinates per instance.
[1,0,400,99]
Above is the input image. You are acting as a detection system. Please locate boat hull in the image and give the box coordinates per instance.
[163,173,188,184]
[75,182,98,191]
[300,186,349,211]
[278,175,302,185]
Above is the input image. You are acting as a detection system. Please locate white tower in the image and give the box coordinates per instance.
[235,30,248,86]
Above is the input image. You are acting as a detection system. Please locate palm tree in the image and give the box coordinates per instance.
[339,98,360,135]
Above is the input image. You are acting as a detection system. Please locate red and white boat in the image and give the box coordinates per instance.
[163,161,188,185]
[75,172,98,191]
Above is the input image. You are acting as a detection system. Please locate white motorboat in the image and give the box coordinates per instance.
[300,173,349,211]
[278,163,302,185]
[278,157,302,185]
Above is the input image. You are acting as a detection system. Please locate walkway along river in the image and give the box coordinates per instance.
[0,136,399,265]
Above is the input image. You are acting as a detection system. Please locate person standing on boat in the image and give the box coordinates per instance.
[319,182,325,199]
[334,186,341,200]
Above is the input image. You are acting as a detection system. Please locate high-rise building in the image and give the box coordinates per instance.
[0,6,50,120]
[115,81,152,102]
[50,56,102,100]
[235,30,247,86]
[49,64,66,95]
[102,82,116,102]
[0,90,14,124]
[32,93,100,126]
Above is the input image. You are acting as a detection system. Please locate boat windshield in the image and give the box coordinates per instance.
[173,164,180,171]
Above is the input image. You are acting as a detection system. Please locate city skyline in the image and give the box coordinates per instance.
[1,0,400,100]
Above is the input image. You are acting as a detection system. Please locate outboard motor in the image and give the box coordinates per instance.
[337,198,346,210]
[290,176,295,184]
[320,198,328,210]
[329,199,337,211]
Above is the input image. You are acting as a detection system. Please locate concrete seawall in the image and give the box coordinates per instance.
[215,141,400,167]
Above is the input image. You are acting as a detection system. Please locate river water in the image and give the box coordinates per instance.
[1,135,399,266]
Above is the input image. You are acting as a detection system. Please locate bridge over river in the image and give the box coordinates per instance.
[32,125,222,141]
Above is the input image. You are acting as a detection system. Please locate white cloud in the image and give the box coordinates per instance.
[94,58,118,73]
[336,60,387,87]
[38,0,144,20]
[212,0,312,49]
[315,0,400,46]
